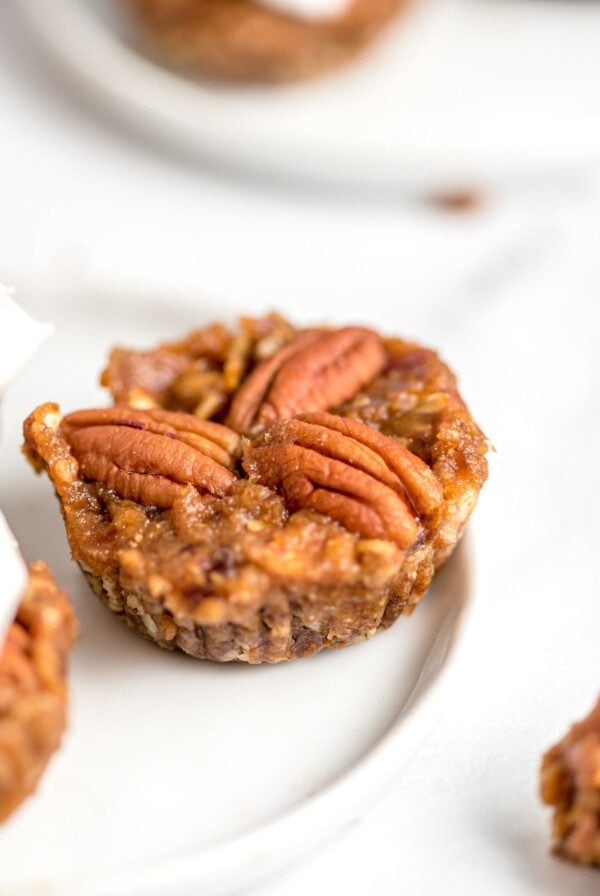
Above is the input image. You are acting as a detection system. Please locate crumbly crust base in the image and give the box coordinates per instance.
[0,562,77,823]
[71,464,475,663]
[78,527,438,663]
[126,0,406,82]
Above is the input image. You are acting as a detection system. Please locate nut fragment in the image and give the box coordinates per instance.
[100,347,189,409]
[100,315,296,417]
[243,412,442,547]
[226,327,387,433]
[60,407,240,508]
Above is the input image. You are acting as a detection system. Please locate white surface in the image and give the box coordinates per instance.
[0,511,28,656]
[0,285,53,394]
[0,3,599,894]
[260,0,351,25]
[0,287,51,648]
[14,0,600,190]
[0,295,470,896]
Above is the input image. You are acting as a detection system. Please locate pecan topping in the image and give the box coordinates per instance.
[226,327,387,433]
[243,412,442,547]
[60,407,240,508]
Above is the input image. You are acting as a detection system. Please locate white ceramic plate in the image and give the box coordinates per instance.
[0,293,472,896]
[15,0,600,191]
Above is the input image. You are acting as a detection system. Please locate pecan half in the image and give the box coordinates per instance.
[243,412,442,547]
[60,407,240,508]
[226,327,387,433]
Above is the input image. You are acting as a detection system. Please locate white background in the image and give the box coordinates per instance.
[1,2,599,893]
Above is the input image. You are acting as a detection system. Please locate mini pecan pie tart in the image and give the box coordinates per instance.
[125,0,406,82]
[23,316,487,663]
[0,562,77,822]
[541,698,600,866]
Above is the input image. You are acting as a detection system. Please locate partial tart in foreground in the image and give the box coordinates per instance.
[23,315,487,663]
[0,562,76,823]
[541,697,600,866]
[125,0,406,82]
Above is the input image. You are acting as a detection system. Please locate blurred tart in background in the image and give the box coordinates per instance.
[0,559,77,823]
[0,289,75,822]
[541,697,600,866]
[125,0,407,81]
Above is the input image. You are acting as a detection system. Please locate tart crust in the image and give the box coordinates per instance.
[125,0,406,82]
[24,316,487,664]
[0,562,77,822]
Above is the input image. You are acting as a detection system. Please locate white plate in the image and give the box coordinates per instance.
[15,0,600,191]
[0,293,472,896]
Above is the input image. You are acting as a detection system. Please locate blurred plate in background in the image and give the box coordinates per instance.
[16,0,600,192]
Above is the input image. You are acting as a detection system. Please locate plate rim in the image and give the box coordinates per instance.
[13,539,475,896]
[2,293,475,896]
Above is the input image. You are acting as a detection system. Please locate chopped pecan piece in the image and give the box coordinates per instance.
[100,347,190,410]
[226,327,387,433]
[243,411,442,547]
[59,407,240,508]
[101,315,297,418]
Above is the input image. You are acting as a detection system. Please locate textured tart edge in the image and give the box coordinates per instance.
[0,562,77,823]
[126,0,407,82]
[75,482,475,664]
